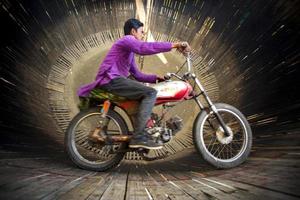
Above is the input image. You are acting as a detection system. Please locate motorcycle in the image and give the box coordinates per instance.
[65,52,252,171]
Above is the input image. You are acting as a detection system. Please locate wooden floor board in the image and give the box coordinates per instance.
[0,147,299,200]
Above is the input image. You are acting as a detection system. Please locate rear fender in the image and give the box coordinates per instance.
[112,102,136,133]
[79,96,137,133]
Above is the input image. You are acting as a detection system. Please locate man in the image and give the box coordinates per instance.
[77,18,191,149]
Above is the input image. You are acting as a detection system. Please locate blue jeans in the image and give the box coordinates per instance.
[100,77,157,137]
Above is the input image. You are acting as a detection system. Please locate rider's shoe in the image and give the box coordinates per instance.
[129,133,163,150]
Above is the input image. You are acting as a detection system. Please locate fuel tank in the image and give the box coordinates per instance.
[151,81,193,103]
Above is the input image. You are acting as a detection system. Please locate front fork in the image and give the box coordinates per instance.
[192,75,231,137]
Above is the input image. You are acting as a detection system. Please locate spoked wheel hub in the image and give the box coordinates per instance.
[216,125,233,144]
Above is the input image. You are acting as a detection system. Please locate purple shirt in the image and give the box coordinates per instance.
[77,35,172,97]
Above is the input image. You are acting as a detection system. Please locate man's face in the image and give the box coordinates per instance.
[131,27,145,40]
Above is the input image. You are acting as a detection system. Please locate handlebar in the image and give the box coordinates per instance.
[186,52,192,72]
[163,46,192,81]
[180,42,192,72]
[164,73,182,80]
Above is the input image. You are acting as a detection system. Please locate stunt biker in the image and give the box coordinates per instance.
[77,18,191,150]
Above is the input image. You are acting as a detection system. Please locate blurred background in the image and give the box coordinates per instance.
[1,0,299,155]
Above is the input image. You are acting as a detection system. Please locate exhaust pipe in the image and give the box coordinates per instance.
[89,127,132,143]
[109,135,132,142]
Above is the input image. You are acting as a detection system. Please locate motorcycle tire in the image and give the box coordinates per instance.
[65,107,128,171]
[193,103,252,169]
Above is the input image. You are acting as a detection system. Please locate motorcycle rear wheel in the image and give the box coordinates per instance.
[65,107,128,171]
[193,103,252,168]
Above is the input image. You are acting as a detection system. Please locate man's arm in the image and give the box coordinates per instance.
[121,36,188,55]
[129,56,157,83]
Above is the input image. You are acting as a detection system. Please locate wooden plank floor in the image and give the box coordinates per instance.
[0,143,299,200]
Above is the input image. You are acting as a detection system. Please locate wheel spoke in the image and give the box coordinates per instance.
[216,144,227,158]
[211,143,222,156]
[208,136,218,152]
[206,135,216,150]
[225,143,235,157]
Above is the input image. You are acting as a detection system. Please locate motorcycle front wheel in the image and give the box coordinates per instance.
[193,103,252,169]
[65,107,128,171]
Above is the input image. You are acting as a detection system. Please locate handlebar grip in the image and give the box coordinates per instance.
[181,42,188,47]
[164,73,171,80]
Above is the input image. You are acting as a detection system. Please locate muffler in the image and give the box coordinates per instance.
[89,127,132,143]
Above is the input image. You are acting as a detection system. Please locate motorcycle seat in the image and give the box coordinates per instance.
[78,88,127,110]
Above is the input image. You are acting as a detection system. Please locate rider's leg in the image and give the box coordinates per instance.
[133,87,157,134]
[100,77,162,149]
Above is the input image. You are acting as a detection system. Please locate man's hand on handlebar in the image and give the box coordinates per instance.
[156,76,166,83]
[172,41,191,55]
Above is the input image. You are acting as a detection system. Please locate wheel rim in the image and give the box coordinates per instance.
[71,112,123,165]
[200,108,248,162]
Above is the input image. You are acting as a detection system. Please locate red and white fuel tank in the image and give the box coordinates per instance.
[151,81,193,103]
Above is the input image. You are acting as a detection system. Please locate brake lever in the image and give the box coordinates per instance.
[165,73,184,81]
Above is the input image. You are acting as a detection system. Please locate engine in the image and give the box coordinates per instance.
[166,115,183,134]
[146,115,183,143]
